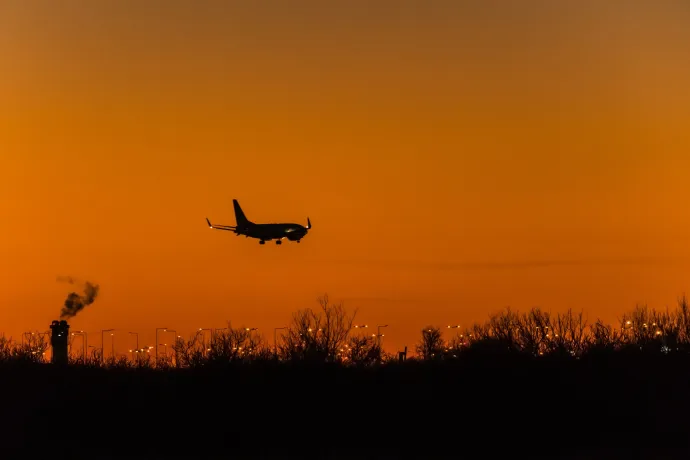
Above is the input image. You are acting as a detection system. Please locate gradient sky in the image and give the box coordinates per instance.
[2,1,690,355]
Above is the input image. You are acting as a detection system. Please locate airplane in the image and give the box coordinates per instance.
[206,199,311,245]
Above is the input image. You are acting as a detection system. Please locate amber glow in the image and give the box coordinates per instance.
[1,2,690,353]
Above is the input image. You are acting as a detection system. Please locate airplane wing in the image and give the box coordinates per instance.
[206,218,236,231]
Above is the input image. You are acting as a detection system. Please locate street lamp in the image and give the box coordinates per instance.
[71,330,87,362]
[446,325,461,350]
[376,325,388,345]
[243,328,258,356]
[197,328,212,348]
[155,328,169,361]
[274,327,287,357]
[170,333,182,367]
[101,329,114,364]
[163,329,177,361]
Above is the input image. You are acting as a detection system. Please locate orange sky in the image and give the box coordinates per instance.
[1,1,690,355]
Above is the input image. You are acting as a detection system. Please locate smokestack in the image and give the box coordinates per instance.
[50,320,70,365]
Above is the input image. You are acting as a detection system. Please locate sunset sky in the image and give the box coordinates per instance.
[2,1,690,355]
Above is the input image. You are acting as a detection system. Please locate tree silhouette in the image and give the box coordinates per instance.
[416,326,444,360]
[281,294,356,362]
[346,335,383,366]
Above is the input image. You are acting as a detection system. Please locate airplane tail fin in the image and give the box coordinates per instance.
[233,199,251,227]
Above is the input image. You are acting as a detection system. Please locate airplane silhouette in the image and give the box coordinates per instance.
[206,199,311,245]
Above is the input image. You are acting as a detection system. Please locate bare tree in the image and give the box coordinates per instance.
[346,335,382,366]
[10,333,50,363]
[416,326,444,360]
[281,294,356,362]
[548,309,590,357]
[172,333,206,368]
[208,327,268,363]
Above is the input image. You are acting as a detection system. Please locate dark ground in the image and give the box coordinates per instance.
[3,354,690,459]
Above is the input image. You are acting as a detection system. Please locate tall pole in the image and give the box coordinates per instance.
[245,328,258,356]
[72,331,87,362]
[447,325,460,349]
[200,328,212,352]
[101,329,114,364]
[129,332,139,350]
[377,325,388,347]
[156,328,168,362]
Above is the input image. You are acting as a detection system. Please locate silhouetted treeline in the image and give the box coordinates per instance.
[7,294,690,368]
[417,296,690,361]
[5,295,690,458]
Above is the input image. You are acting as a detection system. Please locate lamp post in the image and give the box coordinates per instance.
[197,328,212,352]
[245,328,258,356]
[155,328,169,362]
[376,325,388,346]
[101,329,114,364]
[274,327,287,358]
[171,333,182,367]
[447,325,460,350]
[82,331,88,359]
[71,330,86,362]
[164,329,177,364]
[69,332,78,359]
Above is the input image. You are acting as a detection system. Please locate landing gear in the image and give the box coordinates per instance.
[296,240,301,243]
[276,240,282,245]
[259,240,265,245]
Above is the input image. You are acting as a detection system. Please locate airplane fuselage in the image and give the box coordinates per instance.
[237,222,308,242]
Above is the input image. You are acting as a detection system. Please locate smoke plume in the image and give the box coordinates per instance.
[57,276,100,320]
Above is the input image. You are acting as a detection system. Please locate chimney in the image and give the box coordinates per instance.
[50,320,70,365]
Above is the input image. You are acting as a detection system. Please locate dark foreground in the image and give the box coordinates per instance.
[3,353,690,459]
